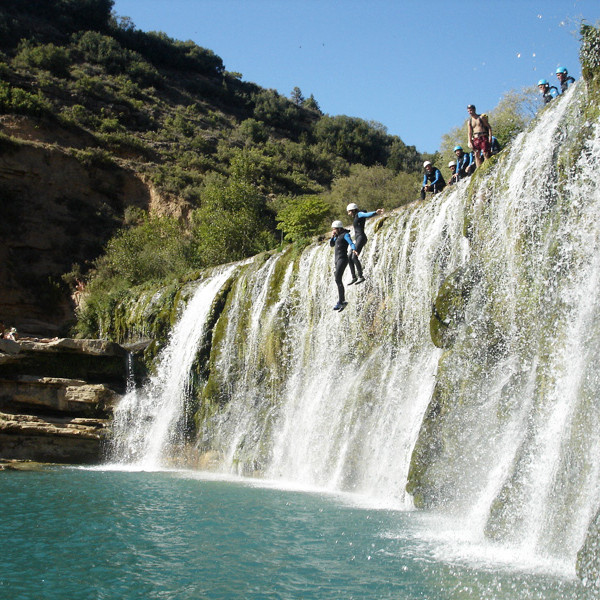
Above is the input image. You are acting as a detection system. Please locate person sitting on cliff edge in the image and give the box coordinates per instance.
[454,146,475,180]
[538,79,559,104]
[556,67,575,93]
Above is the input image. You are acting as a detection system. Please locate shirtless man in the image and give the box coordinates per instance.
[467,104,492,168]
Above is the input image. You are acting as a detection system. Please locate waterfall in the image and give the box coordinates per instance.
[108,80,600,572]
[107,266,236,469]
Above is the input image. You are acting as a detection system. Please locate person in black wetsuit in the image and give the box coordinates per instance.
[329,220,358,311]
[421,161,446,200]
[345,203,384,285]
[538,79,559,104]
[556,67,575,93]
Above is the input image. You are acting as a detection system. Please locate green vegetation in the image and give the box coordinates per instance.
[276,195,331,243]
[0,0,426,335]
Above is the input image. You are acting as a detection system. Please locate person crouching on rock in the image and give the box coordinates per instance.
[330,220,358,311]
[421,161,446,200]
[345,202,384,286]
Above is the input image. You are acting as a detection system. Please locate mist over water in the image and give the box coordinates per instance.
[106,81,600,586]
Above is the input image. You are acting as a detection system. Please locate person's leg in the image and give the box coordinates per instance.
[353,236,366,279]
[335,259,347,303]
[473,138,483,168]
[347,252,357,279]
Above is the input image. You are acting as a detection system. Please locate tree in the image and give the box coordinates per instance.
[302,94,321,113]
[487,87,539,148]
[290,86,304,106]
[276,195,331,242]
[313,115,390,166]
[191,175,276,266]
[324,164,420,213]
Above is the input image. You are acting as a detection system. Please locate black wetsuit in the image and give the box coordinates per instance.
[330,229,356,303]
[348,210,377,279]
[559,76,575,93]
[542,86,559,104]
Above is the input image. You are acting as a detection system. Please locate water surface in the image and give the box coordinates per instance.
[0,468,587,599]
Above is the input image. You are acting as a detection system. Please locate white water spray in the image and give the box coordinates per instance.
[108,81,600,575]
[107,266,235,469]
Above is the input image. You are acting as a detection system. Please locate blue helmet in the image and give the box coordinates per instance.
[538,79,549,86]
[453,145,463,152]
[556,66,568,75]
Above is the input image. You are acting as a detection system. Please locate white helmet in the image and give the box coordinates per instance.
[331,220,344,229]
[448,160,456,167]
[346,203,359,211]
[423,161,432,168]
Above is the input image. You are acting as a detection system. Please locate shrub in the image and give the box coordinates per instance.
[191,175,276,266]
[92,214,196,288]
[0,81,51,116]
[276,195,331,242]
[14,41,71,77]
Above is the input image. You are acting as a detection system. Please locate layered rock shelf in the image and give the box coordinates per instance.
[0,337,127,464]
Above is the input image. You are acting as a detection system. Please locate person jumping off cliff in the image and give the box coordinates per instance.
[330,220,358,311]
[345,203,384,285]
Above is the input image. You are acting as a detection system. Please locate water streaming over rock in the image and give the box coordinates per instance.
[108,266,237,468]
[108,81,600,576]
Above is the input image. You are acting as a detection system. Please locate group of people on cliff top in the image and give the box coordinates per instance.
[421,66,576,202]
[328,66,576,312]
[421,104,498,201]
[538,66,576,104]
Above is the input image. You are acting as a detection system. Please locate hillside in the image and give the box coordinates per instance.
[0,0,425,336]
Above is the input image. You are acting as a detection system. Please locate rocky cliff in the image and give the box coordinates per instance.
[0,336,128,464]
[0,115,163,336]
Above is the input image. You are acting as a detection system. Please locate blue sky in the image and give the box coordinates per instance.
[112,0,600,153]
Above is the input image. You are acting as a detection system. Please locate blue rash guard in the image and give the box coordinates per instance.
[456,153,474,178]
[422,168,445,189]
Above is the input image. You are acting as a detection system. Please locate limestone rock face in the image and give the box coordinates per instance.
[0,131,152,336]
[0,410,106,464]
[0,376,118,415]
[0,337,127,464]
[0,337,127,386]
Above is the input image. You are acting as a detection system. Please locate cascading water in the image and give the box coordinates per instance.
[108,79,600,578]
[107,266,236,468]
[197,192,468,508]
[406,82,600,572]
